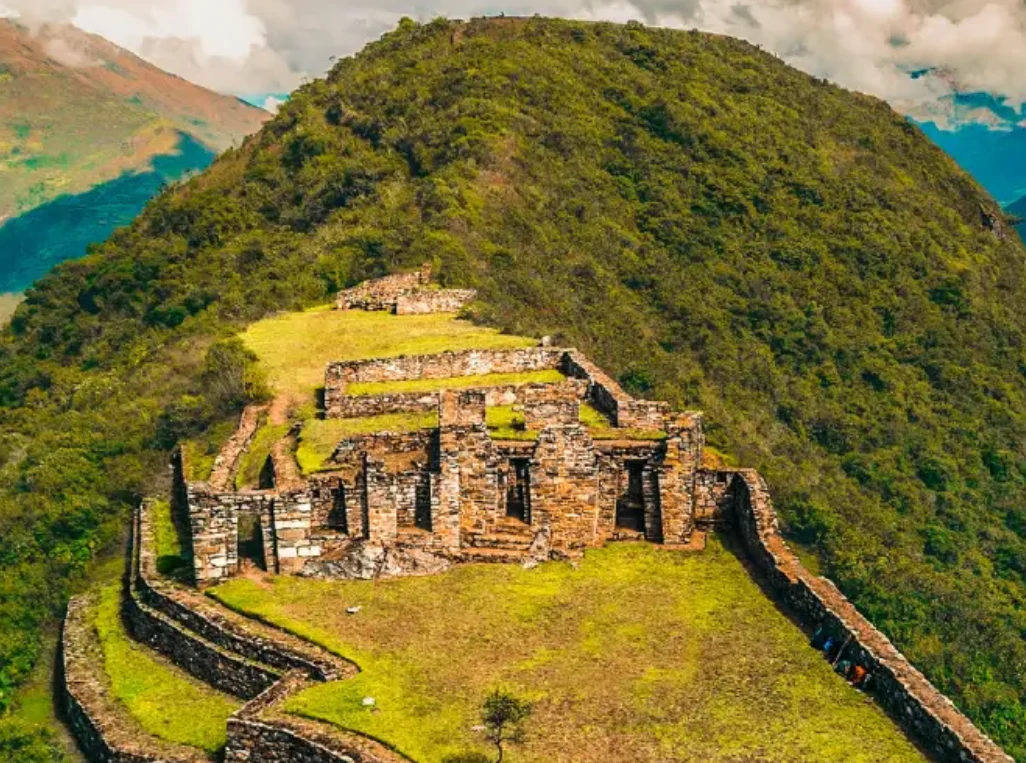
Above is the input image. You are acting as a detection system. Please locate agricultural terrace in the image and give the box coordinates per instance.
[210,540,927,763]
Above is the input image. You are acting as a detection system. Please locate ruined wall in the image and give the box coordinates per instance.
[337,264,431,311]
[729,470,1014,763]
[326,384,523,419]
[654,414,704,544]
[324,348,565,415]
[187,487,275,584]
[135,502,347,682]
[521,380,585,429]
[395,288,477,315]
[561,350,670,429]
[529,423,601,552]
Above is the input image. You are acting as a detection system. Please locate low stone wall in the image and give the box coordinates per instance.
[324,348,565,414]
[729,469,1014,763]
[209,405,266,491]
[561,351,670,429]
[337,265,430,312]
[226,672,409,763]
[61,595,211,763]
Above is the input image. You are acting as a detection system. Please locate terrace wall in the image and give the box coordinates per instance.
[729,469,1014,763]
[61,596,211,763]
[324,347,565,417]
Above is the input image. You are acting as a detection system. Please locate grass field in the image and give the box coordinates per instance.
[239,307,538,405]
[180,418,239,482]
[210,540,926,763]
[93,582,239,753]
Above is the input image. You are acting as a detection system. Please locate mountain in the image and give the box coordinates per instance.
[0,19,267,292]
[3,16,1026,760]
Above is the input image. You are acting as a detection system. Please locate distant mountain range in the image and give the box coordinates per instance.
[0,19,268,293]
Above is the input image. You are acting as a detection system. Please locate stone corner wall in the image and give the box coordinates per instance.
[395,288,477,315]
[728,469,1014,763]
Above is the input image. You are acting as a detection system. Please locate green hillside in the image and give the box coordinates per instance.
[2,16,1026,760]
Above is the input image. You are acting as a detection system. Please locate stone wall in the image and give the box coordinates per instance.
[208,405,266,491]
[324,347,565,416]
[521,380,586,429]
[187,487,276,584]
[337,264,431,311]
[395,288,477,315]
[62,595,211,763]
[326,383,522,419]
[728,469,1014,763]
[136,501,350,683]
[336,263,477,316]
[561,350,670,429]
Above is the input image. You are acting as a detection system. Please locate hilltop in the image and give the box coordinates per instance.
[2,16,1026,761]
[0,20,267,291]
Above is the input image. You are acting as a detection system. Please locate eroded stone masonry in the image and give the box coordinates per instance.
[61,269,1016,763]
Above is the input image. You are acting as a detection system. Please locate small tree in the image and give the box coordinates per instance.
[481,690,532,763]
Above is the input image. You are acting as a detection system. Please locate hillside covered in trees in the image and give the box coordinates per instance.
[3,16,1026,760]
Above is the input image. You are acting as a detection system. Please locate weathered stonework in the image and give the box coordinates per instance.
[336,263,476,316]
[725,469,1014,763]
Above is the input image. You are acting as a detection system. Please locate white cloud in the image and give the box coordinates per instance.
[262,94,284,113]
[4,0,1026,129]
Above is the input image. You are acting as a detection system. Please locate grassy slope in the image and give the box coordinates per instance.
[3,16,1026,759]
[211,541,924,763]
[92,582,239,753]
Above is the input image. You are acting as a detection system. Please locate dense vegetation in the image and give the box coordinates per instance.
[3,16,1026,759]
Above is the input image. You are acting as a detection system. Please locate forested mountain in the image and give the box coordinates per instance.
[0,20,267,292]
[3,16,1026,760]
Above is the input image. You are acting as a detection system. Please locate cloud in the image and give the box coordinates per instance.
[3,0,1026,129]
[262,94,284,114]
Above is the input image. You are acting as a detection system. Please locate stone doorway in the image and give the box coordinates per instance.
[237,513,267,571]
[327,487,349,532]
[506,458,532,524]
[616,461,647,533]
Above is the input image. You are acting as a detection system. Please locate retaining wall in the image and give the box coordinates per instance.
[729,469,1014,763]
[61,595,211,763]
[324,348,565,416]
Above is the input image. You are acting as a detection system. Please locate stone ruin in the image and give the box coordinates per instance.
[184,343,703,584]
[61,270,1018,763]
[336,262,478,315]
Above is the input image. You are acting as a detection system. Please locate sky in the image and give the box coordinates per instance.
[1,0,1025,128]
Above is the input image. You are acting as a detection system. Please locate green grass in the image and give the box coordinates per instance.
[180,418,240,482]
[238,308,537,405]
[93,582,240,753]
[210,540,926,763]
[236,421,290,489]
[347,369,564,397]
[297,412,440,474]
[150,499,191,580]
[485,405,537,441]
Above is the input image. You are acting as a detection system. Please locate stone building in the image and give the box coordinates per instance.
[183,342,705,585]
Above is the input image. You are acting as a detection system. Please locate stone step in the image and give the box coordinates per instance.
[459,547,530,564]
[465,532,534,550]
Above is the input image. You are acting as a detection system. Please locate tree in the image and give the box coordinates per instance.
[481,690,532,763]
